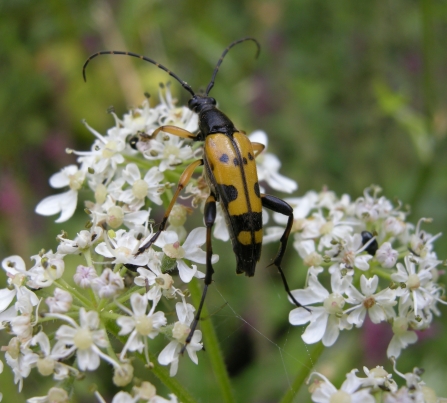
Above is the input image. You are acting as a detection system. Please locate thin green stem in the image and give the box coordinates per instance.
[279,342,325,403]
[55,279,92,308]
[410,0,436,211]
[188,278,236,403]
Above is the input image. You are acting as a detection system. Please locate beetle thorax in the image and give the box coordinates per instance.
[188,95,237,137]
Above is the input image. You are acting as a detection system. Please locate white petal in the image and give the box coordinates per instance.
[182,227,206,249]
[301,311,328,344]
[322,315,340,346]
[2,255,27,275]
[177,260,196,283]
[289,307,312,325]
[117,317,136,335]
[123,163,141,183]
[49,166,77,188]
[0,288,16,313]
[35,190,78,223]
[130,293,148,316]
[158,341,179,365]
[248,130,268,147]
[95,243,115,258]
[77,348,100,371]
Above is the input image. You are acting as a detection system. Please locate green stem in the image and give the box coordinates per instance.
[188,278,236,403]
[279,342,325,403]
[410,0,436,211]
[370,267,393,282]
[55,279,92,308]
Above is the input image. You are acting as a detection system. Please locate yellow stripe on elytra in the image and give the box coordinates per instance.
[237,230,263,245]
[205,132,262,217]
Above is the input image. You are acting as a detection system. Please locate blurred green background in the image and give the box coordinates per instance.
[1,0,447,402]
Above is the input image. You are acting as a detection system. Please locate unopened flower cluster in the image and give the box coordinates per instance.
[308,360,447,403]
[275,185,446,358]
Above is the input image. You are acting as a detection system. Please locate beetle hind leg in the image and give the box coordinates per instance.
[181,193,217,353]
[261,194,309,312]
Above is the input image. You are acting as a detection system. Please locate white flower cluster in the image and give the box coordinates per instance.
[1,83,445,401]
[308,361,447,403]
[276,186,446,357]
[0,86,297,401]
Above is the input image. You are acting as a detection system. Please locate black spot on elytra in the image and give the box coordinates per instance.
[233,158,239,166]
[220,184,238,203]
[248,152,254,161]
[219,154,229,163]
[243,157,248,165]
[254,182,260,198]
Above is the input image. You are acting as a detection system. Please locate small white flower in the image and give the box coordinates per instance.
[77,120,127,174]
[4,338,38,391]
[361,366,397,392]
[1,255,39,314]
[45,288,72,314]
[27,251,65,289]
[142,132,194,172]
[134,265,176,305]
[120,163,165,208]
[117,293,166,361]
[95,229,149,267]
[31,331,73,380]
[408,218,441,259]
[345,275,396,326]
[158,302,203,376]
[57,226,103,254]
[386,303,418,359]
[289,273,351,346]
[154,228,218,283]
[330,233,373,271]
[308,370,375,403]
[355,186,393,222]
[90,195,150,230]
[51,308,116,371]
[27,387,69,403]
[375,242,398,268]
[35,165,85,223]
[91,268,125,299]
[73,265,98,288]
[391,255,433,315]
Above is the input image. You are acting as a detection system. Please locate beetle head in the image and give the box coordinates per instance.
[188,95,217,114]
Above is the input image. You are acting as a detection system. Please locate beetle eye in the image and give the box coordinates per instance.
[210,97,216,105]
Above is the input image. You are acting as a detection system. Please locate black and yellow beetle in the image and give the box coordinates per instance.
[83,38,306,347]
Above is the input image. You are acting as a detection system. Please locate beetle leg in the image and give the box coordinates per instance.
[181,193,217,353]
[251,142,265,158]
[150,125,198,140]
[137,159,203,254]
[261,194,309,311]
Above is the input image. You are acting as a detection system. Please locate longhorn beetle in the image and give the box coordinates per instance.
[83,37,307,350]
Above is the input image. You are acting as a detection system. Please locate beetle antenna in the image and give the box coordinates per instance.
[205,37,260,96]
[82,50,196,97]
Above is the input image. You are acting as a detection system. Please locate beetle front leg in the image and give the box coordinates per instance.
[181,193,217,353]
[137,159,203,255]
[151,125,199,140]
[261,194,309,311]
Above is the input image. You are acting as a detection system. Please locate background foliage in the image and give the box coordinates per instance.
[1,0,447,402]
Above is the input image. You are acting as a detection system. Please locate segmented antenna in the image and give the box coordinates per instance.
[82,50,195,97]
[205,37,261,96]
